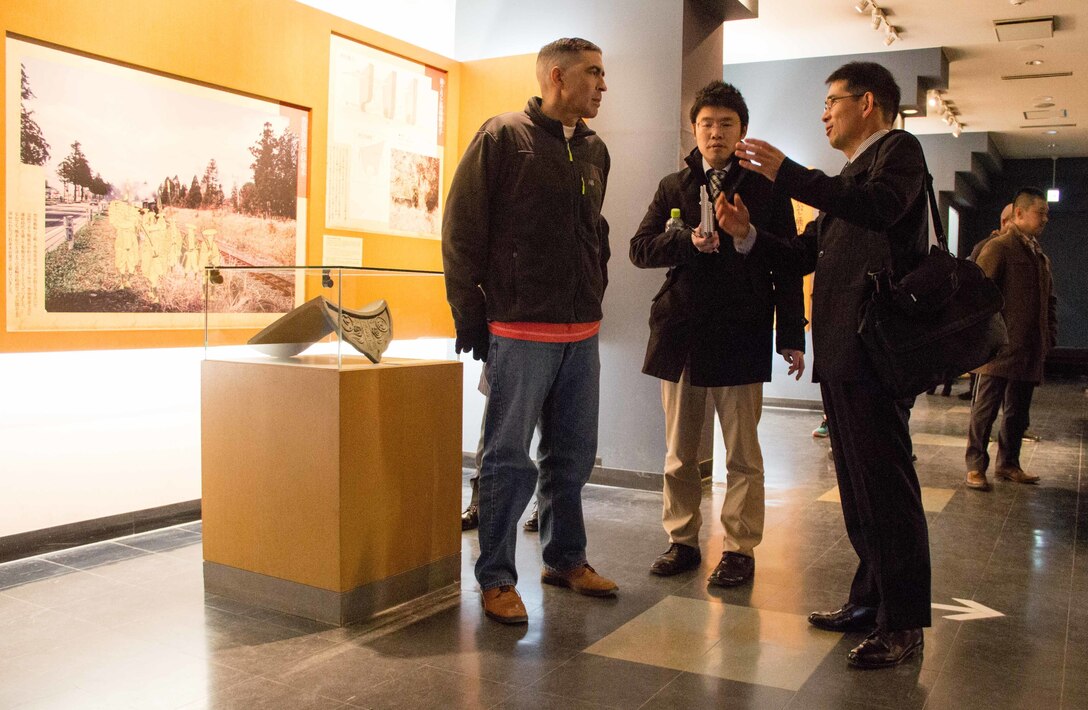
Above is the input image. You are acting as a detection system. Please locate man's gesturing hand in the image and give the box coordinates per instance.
[735,139,786,183]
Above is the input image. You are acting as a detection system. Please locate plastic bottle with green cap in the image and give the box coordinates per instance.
[665,207,686,233]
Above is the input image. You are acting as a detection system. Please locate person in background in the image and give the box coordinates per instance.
[959,202,1015,400]
[964,187,1055,491]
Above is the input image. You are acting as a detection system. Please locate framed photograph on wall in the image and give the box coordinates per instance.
[5,36,309,333]
[326,34,446,239]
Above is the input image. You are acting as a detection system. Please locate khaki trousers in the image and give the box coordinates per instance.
[661,371,765,556]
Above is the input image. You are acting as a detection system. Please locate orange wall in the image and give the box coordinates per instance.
[1,0,462,352]
[457,53,537,154]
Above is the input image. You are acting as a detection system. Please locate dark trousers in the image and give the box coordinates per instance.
[966,374,1036,473]
[821,379,932,631]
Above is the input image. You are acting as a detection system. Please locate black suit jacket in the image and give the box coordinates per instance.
[630,148,805,387]
[766,129,929,383]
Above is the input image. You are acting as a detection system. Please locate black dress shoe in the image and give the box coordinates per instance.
[461,505,479,531]
[808,603,878,632]
[649,543,701,576]
[523,505,539,532]
[847,628,923,669]
[707,552,754,587]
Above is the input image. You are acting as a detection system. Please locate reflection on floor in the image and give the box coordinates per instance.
[0,380,1085,709]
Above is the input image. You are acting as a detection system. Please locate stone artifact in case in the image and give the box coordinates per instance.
[247,296,393,363]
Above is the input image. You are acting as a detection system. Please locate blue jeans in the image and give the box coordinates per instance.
[475,334,600,590]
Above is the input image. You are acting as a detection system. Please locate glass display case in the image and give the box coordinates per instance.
[203,265,445,368]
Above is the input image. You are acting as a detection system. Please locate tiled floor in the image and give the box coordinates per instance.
[0,379,1085,709]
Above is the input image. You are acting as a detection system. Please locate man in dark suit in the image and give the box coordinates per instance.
[630,81,805,587]
[718,62,931,668]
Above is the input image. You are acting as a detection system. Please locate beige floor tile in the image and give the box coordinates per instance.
[585,596,839,691]
[818,485,955,513]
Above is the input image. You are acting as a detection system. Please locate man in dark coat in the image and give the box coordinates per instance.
[630,81,805,587]
[720,62,931,669]
[443,37,616,625]
[965,187,1056,491]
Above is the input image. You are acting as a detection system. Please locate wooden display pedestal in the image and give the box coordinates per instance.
[200,356,462,626]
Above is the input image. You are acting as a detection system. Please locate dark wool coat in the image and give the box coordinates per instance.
[630,147,805,387]
[442,98,610,332]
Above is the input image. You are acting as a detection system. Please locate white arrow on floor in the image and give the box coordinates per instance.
[931,598,1004,621]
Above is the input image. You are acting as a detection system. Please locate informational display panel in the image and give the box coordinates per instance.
[5,37,308,332]
[326,34,446,239]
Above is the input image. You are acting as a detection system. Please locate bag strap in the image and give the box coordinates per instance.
[877,130,947,253]
[924,170,948,251]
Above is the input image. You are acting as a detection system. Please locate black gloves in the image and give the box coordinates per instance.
[455,326,490,362]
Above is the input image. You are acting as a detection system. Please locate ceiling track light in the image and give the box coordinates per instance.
[858,2,901,45]
[925,89,962,136]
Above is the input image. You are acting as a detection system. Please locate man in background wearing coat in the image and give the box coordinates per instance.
[630,80,806,587]
[965,186,1056,491]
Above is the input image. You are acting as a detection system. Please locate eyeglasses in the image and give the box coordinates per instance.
[823,94,864,111]
[696,119,738,131]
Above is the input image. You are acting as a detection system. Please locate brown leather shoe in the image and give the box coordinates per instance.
[481,585,527,624]
[996,467,1040,484]
[541,564,618,597]
[965,470,991,491]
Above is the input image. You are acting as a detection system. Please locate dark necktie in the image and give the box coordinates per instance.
[708,169,726,202]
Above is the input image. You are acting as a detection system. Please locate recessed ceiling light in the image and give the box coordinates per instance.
[1018,43,1044,51]
[1043,129,1058,134]
[901,108,919,115]
[1026,59,1044,65]
[1033,102,1055,109]
[1034,95,1054,102]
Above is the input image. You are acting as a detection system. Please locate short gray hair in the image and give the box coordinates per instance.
[536,37,601,88]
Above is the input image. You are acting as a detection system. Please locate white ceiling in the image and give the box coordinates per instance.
[723,0,1087,158]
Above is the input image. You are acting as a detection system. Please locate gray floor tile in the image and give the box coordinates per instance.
[641,672,795,709]
[119,527,202,553]
[46,541,148,570]
[528,653,682,708]
[0,557,74,590]
[344,665,515,709]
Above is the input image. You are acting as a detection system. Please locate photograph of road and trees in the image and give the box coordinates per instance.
[12,37,306,320]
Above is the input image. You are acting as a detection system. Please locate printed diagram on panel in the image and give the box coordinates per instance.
[326,35,446,239]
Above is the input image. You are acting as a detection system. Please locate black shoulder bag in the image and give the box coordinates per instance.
[857,165,1008,398]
